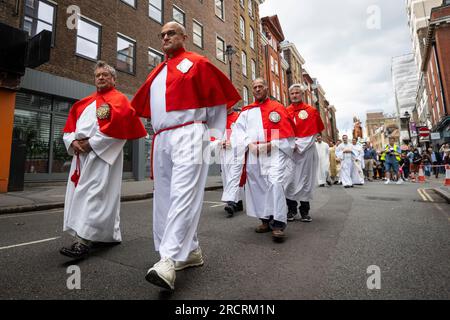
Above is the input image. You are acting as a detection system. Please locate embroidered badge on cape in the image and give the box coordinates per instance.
[299,110,309,120]
[96,104,111,120]
[177,58,194,74]
[269,111,281,123]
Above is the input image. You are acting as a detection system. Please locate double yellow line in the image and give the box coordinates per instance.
[418,188,434,202]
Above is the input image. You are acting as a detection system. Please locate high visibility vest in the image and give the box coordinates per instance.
[381,144,401,161]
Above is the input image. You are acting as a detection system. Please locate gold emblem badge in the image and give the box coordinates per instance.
[96,104,111,120]
[269,111,281,123]
[299,110,309,120]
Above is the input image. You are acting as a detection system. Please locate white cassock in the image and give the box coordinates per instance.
[217,126,244,203]
[316,141,330,185]
[230,108,294,224]
[285,136,318,202]
[351,143,365,185]
[63,101,126,242]
[150,65,226,262]
[335,143,354,187]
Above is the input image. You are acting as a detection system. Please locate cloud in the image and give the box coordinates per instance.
[260,0,412,135]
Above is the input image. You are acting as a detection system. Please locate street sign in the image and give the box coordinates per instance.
[418,127,430,137]
[431,132,441,140]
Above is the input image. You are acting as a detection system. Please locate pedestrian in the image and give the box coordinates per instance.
[284,84,324,223]
[351,138,364,185]
[335,139,342,184]
[335,135,354,188]
[132,21,241,290]
[60,61,147,259]
[219,108,244,218]
[410,149,422,182]
[399,151,410,181]
[316,134,330,187]
[363,143,376,181]
[381,137,402,185]
[230,78,295,242]
[430,146,442,178]
[422,149,432,177]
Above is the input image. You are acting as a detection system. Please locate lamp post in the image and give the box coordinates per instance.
[225,45,236,82]
[404,111,411,145]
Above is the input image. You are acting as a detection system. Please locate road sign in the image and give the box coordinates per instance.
[431,132,441,140]
[418,127,430,137]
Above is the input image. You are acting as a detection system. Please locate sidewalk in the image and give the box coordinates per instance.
[0,176,224,214]
[414,175,450,203]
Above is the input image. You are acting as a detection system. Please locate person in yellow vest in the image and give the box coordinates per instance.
[381,137,402,185]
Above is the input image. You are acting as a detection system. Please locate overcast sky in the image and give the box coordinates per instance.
[260,0,412,137]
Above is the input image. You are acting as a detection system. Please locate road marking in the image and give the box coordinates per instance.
[210,203,226,208]
[422,189,434,202]
[417,189,428,202]
[0,237,60,251]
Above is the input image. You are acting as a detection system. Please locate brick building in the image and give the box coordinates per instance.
[0,0,247,188]
[260,15,289,105]
[280,40,305,89]
[422,1,450,145]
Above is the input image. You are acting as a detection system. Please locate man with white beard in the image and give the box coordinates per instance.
[351,138,365,185]
[335,135,354,188]
[316,135,330,187]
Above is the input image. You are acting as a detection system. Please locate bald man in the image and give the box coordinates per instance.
[132,21,240,290]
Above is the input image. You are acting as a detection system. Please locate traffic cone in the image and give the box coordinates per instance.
[418,165,426,183]
[444,165,450,187]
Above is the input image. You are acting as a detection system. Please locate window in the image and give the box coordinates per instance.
[272,81,276,97]
[215,0,224,20]
[23,0,56,44]
[216,36,225,62]
[120,0,136,8]
[248,0,254,18]
[148,48,163,71]
[116,34,135,74]
[241,51,247,76]
[276,85,280,101]
[240,0,244,8]
[240,16,246,40]
[251,59,256,80]
[193,20,203,49]
[270,56,275,72]
[274,59,279,75]
[76,17,101,60]
[249,27,255,49]
[149,0,163,24]
[172,5,185,26]
[243,86,249,106]
[282,70,285,84]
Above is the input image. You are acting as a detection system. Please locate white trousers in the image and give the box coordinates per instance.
[152,123,209,262]
[220,147,244,203]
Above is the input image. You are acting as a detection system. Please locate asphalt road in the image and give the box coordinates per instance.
[0,181,449,300]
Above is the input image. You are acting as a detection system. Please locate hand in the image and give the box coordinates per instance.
[78,139,92,153]
[71,140,86,154]
[249,143,258,155]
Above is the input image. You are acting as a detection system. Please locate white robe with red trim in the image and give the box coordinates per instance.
[230,107,294,224]
[150,65,227,262]
[63,101,126,242]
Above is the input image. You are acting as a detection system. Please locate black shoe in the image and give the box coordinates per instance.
[334,181,339,185]
[287,211,297,222]
[60,242,90,259]
[236,200,243,212]
[300,214,312,223]
[319,184,325,187]
[224,201,237,218]
[327,180,332,186]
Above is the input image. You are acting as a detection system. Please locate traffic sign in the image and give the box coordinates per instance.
[418,127,430,137]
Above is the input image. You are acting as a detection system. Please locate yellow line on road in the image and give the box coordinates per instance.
[422,189,434,202]
[417,189,428,201]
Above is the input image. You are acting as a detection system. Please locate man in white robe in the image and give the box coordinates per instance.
[351,138,365,185]
[132,22,240,290]
[230,78,295,242]
[316,135,330,187]
[60,61,147,259]
[284,84,324,223]
[335,135,354,188]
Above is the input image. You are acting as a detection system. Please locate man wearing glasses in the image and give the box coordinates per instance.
[132,22,240,290]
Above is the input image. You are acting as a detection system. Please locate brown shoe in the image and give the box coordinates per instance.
[255,222,271,233]
[272,229,286,242]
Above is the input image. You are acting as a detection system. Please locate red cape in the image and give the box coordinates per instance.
[225,111,240,140]
[63,88,147,140]
[287,102,325,138]
[131,48,241,118]
[242,98,295,142]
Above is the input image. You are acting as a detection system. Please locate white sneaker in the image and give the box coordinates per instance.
[174,247,204,271]
[384,179,390,185]
[145,257,176,290]
[396,179,403,185]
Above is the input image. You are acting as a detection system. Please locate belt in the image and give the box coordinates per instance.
[150,121,207,180]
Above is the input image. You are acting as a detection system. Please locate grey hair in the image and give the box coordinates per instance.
[165,21,187,36]
[253,77,268,87]
[289,83,307,92]
[94,61,117,79]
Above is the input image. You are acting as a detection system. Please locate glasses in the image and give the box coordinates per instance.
[158,30,179,39]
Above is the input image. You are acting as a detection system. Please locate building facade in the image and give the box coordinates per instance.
[422,2,450,146]
[0,0,250,189]
[280,40,305,89]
